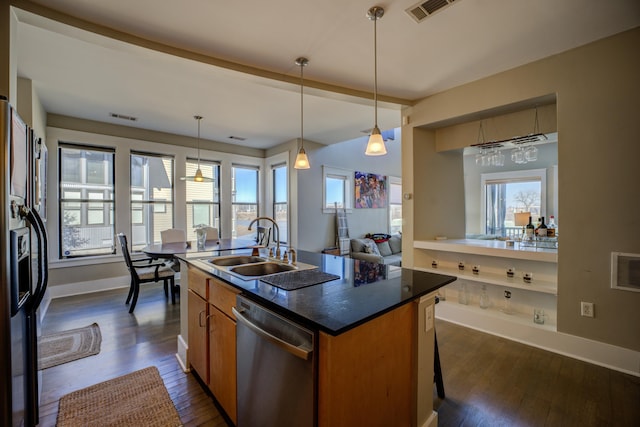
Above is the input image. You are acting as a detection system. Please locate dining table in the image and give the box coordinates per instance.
[141,238,258,258]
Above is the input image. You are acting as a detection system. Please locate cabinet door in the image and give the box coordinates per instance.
[188,289,209,384]
[209,306,237,424]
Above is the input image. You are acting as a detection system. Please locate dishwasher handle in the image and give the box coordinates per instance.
[232,306,313,361]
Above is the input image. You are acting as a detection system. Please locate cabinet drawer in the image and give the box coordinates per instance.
[209,277,240,319]
[188,266,209,299]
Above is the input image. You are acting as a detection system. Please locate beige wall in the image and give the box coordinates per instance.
[403,27,640,352]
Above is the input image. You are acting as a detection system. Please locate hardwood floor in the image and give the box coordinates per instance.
[37,287,640,427]
[434,319,640,427]
[37,285,231,427]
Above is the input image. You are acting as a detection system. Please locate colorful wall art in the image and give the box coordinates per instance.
[354,171,387,209]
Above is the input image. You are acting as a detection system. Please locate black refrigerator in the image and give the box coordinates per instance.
[1,97,48,427]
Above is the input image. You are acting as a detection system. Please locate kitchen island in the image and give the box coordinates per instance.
[176,249,456,427]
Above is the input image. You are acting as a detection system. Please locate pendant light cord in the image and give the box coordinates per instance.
[373,14,378,128]
[193,115,203,168]
[300,61,304,148]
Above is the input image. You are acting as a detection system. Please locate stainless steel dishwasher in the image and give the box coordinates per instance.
[233,295,315,427]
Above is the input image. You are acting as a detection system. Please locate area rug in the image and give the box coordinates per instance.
[38,323,102,370]
[56,366,182,427]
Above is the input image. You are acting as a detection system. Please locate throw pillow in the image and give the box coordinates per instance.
[388,234,402,254]
[377,241,393,257]
[351,239,368,254]
[364,239,381,256]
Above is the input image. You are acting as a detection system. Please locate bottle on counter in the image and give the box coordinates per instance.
[547,216,557,237]
[525,216,535,239]
[534,217,542,236]
[537,216,548,238]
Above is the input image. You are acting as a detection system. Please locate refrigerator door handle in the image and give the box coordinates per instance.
[19,206,48,312]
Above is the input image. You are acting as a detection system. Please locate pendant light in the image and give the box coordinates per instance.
[294,57,311,169]
[180,115,213,182]
[365,6,386,156]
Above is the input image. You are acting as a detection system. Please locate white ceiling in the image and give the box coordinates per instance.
[13,0,640,149]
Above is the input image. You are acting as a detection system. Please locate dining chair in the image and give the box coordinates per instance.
[202,227,219,242]
[117,233,177,313]
[160,228,186,243]
[256,226,271,246]
[160,228,186,271]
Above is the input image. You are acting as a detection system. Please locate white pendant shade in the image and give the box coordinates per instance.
[365,126,387,156]
[294,146,310,169]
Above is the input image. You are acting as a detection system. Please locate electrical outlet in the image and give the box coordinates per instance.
[581,302,594,318]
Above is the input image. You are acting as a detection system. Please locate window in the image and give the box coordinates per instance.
[186,159,220,242]
[59,144,115,258]
[323,166,353,213]
[389,177,402,234]
[272,164,288,244]
[481,169,546,238]
[232,165,259,239]
[130,152,174,250]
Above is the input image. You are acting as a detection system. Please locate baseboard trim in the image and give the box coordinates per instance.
[436,301,640,377]
[176,334,189,373]
[45,275,130,300]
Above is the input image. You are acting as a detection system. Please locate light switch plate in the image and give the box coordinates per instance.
[425,305,434,331]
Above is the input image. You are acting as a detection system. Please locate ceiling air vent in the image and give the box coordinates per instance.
[228,136,246,141]
[406,0,459,23]
[109,112,138,122]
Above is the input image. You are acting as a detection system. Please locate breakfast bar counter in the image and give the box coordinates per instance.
[176,249,456,427]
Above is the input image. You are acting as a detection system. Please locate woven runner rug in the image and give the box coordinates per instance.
[38,323,102,370]
[56,366,182,427]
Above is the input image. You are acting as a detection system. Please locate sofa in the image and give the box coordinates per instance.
[350,234,402,266]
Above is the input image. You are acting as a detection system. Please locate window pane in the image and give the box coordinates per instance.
[233,167,258,203]
[186,160,219,203]
[86,152,107,184]
[232,166,259,239]
[485,179,541,237]
[274,166,287,203]
[186,203,220,241]
[389,181,402,234]
[273,165,288,244]
[325,177,345,209]
[59,145,115,258]
[186,161,220,240]
[61,151,81,182]
[232,204,258,239]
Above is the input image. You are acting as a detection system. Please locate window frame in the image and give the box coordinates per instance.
[58,143,116,258]
[231,164,260,239]
[322,165,353,213]
[480,168,547,237]
[185,158,221,241]
[130,151,175,250]
[272,163,288,244]
[388,176,402,235]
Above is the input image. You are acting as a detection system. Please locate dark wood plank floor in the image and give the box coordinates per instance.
[37,285,230,427]
[434,319,640,427]
[37,286,640,427]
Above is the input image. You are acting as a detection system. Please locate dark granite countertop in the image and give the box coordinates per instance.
[177,249,456,336]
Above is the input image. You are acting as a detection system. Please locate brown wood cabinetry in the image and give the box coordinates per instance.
[318,302,416,427]
[188,289,209,384]
[187,266,240,424]
[208,305,237,422]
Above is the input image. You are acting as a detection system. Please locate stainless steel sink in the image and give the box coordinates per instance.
[230,262,296,277]
[208,255,266,267]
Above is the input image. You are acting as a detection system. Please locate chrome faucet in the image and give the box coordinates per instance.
[248,216,281,259]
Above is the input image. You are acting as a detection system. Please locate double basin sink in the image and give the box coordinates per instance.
[203,254,315,280]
